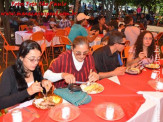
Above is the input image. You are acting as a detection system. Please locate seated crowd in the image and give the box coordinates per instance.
[0,12,157,110]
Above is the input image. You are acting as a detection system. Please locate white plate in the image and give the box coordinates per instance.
[80,82,104,94]
[48,103,80,122]
[94,102,125,121]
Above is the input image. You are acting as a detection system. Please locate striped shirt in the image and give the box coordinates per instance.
[59,19,71,29]
[49,50,96,88]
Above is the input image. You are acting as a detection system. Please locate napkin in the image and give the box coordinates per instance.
[54,88,92,106]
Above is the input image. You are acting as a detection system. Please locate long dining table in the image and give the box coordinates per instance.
[1,63,163,121]
[15,30,60,47]
[1,78,145,122]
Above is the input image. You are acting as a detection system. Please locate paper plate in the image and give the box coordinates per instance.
[145,64,160,69]
[94,102,125,121]
[125,67,141,75]
[33,95,62,109]
[80,82,104,94]
[48,103,80,122]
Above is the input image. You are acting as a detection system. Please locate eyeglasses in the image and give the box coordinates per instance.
[144,37,153,40]
[26,57,41,63]
[74,51,89,56]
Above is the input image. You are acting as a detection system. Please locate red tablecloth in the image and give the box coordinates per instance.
[44,31,55,42]
[118,68,163,92]
[0,79,145,122]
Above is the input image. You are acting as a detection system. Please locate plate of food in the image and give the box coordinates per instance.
[125,67,141,75]
[80,82,104,94]
[145,63,160,69]
[33,95,63,109]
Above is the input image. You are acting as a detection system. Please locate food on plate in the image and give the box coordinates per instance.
[33,95,62,109]
[81,83,104,94]
[145,64,160,69]
[126,67,140,74]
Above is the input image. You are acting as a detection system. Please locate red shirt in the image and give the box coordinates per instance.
[49,50,96,88]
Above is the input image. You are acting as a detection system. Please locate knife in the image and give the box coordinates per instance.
[23,107,40,118]
[75,81,90,86]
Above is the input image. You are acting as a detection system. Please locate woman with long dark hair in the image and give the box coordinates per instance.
[0,40,52,109]
[127,31,155,67]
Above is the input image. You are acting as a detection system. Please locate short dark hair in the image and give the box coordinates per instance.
[72,36,89,49]
[98,15,105,20]
[108,31,125,46]
[16,40,42,78]
[107,20,118,29]
[124,16,133,25]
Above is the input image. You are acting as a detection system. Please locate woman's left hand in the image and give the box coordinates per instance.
[88,72,99,82]
[41,80,52,92]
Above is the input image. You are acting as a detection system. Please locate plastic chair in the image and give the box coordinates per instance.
[39,43,48,74]
[154,32,163,46]
[39,26,47,30]
[0,31,19,67]
[64,27,71,35]
[55,29,68,36]
[30,31,45,42]
[121,46,130,65]
[19,25,28,31]
[52,36,72,58]
[90,45,103,54]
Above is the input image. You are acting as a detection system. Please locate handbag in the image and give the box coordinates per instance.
[54,88,92,106]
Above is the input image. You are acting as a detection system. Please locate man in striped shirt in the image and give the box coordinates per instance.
[59,15,71,29]
[44,36,99,88]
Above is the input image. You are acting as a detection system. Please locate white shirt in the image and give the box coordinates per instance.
[124,26,140,46]
[44,52,84,82]
[27,81,34,87]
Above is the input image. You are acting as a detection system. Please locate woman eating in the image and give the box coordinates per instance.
[127,31,155,67]
[44,36,99,88]
[0,40,52,109]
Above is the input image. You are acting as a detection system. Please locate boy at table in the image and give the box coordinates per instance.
[92,31,126,79]
[44,36,99,88]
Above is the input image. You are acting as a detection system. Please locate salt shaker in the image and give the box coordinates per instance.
[12,109,22,122]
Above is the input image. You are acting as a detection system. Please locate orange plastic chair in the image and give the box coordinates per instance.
[52,36,72,58]
[19,25,28,31]
[154,32,163,46]
[55,29,68,36]
[64,27,71,35]
[0,31,19,67]
[39,26,47,30]
[39,43,48,74]
[30,31,45,42]
[121,46,130,65]
[90,45,103,54]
